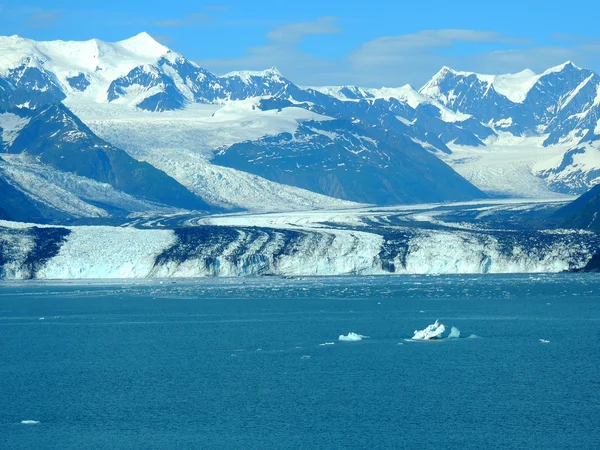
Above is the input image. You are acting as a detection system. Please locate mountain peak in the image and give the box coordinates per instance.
[265,66,282,75]
[544,61,582,75]
[222,67,285,83]
[117,32,169,58]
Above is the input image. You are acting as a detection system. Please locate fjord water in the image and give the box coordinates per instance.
[1,275,599,449]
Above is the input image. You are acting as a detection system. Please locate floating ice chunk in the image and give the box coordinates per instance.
[319,342,335,346]
[412,320,446,340]
[301,355,311,359]
[467,334,481,339]
[338,332,368,342]
[448,327,461,339]
[539,339,550,344]
[21,420,40,425]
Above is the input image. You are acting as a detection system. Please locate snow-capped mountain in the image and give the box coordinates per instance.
[420,62,600,141]
[0,33,307,112]
[4,31,600,224]
[0,32,492,218]
[418,62,600,195]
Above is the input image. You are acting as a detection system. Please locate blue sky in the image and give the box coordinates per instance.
[1,0,600,87]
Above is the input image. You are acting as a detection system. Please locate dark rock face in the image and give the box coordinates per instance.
[66,73,91,92]
[557,184,600,232]
[0,175,68,222]
[0,226,70,279]
[213,118,485,205]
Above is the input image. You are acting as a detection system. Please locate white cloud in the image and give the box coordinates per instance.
[196,17,342,79]
[196,24,600,88]
[266,16,341,44]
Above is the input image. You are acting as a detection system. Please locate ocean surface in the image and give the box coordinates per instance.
[1,274,599,449]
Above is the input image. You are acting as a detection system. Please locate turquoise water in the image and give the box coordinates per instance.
[1,274,599,449]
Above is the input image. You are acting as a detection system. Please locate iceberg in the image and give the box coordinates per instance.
[448,326,461,339]
[21,420,40,425]
[412,320,446,340]
[338,332,368,342]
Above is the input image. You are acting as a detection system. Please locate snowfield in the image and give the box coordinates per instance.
[443,134,578,198]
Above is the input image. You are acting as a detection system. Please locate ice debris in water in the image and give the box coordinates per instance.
[448,326,461,339]
[412,320,446,340]
[339,332,368,342]
[539,339,550,344]
[21,420,40,425]
[319,342,335,346]
[412,320,463,340]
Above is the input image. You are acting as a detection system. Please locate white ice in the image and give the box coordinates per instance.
[448,327,461,339]
[338,332,368,342]
[412,320,446,340]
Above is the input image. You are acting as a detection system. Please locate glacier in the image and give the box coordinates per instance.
[1,200,599,280]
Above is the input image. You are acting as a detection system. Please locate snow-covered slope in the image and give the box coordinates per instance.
[0,154,179,218]
[419,62,600,195]
[0,33,169,104]
[421,67,541,105]
[67,100,361,211]
[4,31,600,206]
[311,83,470,122]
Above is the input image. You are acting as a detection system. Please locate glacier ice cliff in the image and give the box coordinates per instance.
[1,201,599,279]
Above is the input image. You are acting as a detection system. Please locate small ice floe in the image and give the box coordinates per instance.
[319,342,335,346]
[467,334,481,339]
[301,355,311,359]
[38,317,45,321]
[539,339,550,344]
[419,310,425,313]
[448,326,461,339]
[338,332,368,342]
[21,420,40,425]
